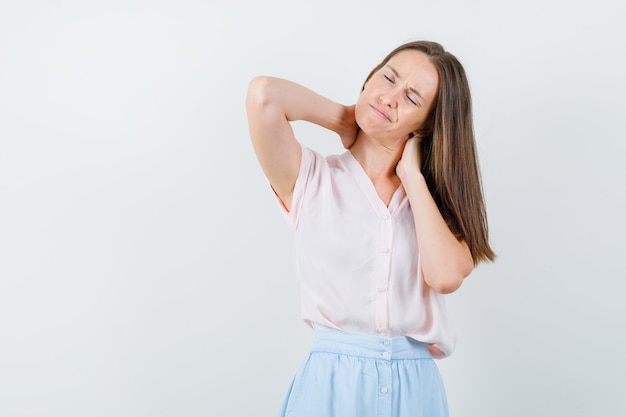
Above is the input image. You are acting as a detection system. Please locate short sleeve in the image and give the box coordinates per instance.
[269,143,325,231]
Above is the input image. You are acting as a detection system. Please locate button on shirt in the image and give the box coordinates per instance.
[274,145,456,357]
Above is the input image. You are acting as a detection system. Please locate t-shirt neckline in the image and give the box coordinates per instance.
[341,150,406,213]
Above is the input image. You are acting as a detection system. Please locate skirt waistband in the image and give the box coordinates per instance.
[311,329,432,360]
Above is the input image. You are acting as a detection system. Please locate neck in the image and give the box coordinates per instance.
[349,131,405,182]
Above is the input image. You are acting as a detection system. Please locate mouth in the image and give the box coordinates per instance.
[369,104,391,122]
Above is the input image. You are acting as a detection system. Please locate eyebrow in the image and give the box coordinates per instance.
[387,65,424,101]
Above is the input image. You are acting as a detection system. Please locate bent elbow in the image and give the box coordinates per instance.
[426,265,472,294]
[433,249,474,294]
[246,76,276,110]
[431,277,463,294]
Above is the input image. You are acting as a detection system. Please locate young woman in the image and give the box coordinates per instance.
[246,40,495,417]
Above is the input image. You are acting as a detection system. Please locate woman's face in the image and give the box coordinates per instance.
[355,49,439,144]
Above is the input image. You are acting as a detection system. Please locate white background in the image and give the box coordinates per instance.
[1,1,625,416]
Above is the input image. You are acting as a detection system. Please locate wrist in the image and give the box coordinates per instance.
[398,165,425,190]
[334,104,353,132]
[336,105,357,148]
[398,160,422,178]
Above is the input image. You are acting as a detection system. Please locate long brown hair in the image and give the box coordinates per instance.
[363,40,495,264]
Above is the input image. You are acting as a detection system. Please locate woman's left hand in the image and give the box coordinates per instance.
[396,136,422,182]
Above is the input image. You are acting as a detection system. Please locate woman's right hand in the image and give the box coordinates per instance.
[338,105,358,149]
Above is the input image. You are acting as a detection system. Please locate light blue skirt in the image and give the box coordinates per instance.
[279,330,449,417]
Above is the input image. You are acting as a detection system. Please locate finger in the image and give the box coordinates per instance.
[428,343,445,358]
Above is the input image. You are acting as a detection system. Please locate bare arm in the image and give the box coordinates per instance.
[246,76,356,210]
[396,137,474,294]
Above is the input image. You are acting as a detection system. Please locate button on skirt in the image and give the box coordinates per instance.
[279,329,449,417]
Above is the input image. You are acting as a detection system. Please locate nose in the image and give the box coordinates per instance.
[379,89,399,108]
